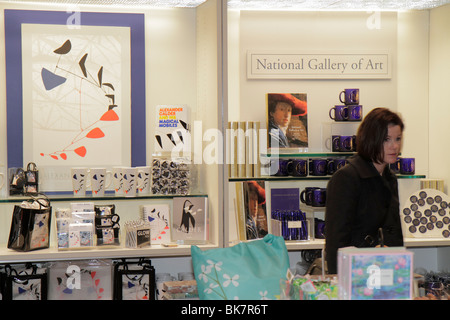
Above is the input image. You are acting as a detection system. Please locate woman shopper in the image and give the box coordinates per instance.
[324,107,405,274]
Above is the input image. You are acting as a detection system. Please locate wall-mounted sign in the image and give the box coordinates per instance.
[247,51,391,79]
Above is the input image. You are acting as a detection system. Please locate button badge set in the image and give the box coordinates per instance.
[401,189,450,238]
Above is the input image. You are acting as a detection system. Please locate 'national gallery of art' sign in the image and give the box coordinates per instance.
[247,51,391,79]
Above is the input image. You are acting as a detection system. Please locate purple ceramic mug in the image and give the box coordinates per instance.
[290,159,308,177]
[348,105,363,121]
[312,188,327,207]
[311,158,328,176]
[339,136,354,152]
[329,105,348,121]
[339,88,359,105]
[400,158,415,175]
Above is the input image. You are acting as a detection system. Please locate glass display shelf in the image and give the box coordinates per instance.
[231,237,450,253]
[262,152,355,158]
[229,174,426,182]
[0,192,208,203]
[0,243,218,264]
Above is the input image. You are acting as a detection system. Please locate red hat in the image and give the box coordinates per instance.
[247,181,266,205]
[269,93,307,116]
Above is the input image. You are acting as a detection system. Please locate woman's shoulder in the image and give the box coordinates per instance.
[328,161,360,187]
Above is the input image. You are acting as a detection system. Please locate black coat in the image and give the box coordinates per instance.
[324,155,404,274]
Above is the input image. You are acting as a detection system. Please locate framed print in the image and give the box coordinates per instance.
[267,93,308,150]
[5,10,146,192]
[172,197,208,244]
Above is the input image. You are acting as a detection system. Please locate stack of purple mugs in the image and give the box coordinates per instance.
[329,88,363,122]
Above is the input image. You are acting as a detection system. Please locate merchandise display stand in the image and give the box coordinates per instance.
[0,0,450,302]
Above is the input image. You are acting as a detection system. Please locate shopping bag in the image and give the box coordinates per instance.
[8,163,39,195]
[24,162,39,194]
[9,167,26,195]
[113,258,156,300]
[191,234,290,300]
[3,264,47,300]
[48,260,113,300]
[7,195,52,251]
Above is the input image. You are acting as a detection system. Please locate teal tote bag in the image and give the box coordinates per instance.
[191,234,289,300]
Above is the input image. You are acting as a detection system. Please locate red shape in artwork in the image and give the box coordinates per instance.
[74,146,87,157]
[60,153,67,160]
[86,127,105,139]
[51,155,58,160]
[100,109,119,121]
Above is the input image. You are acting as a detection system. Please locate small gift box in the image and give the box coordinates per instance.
[338,246,414,300]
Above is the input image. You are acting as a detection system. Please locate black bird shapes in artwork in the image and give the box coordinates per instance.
[53,39,71,55]
[179,200,195,233]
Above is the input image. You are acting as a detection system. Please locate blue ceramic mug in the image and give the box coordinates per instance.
[312,188,327,207]
[339,136,354,152]
[400,158,415,175]
[339,88,359,105]
[390,158,401,173]
[300,187,319,206]
[334,158,347,171]
[289,159,308,177]
[332,135,341,152]
[329,105,349,121]
[328,158,347,174]
[272,159,291,176]
[348,105,363,121]
[311,158,328,176]
[327,158,336,175]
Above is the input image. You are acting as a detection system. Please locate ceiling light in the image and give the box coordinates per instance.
[0,0,208,8]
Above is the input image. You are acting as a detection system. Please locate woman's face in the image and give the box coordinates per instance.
[248,190,259,217]
[271,102,292,127]
[382,124,403,165]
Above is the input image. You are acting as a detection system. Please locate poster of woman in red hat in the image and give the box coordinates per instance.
[243,180,268,240]
[267,93,308,149]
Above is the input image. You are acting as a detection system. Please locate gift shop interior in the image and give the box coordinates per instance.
[0,0,449,301]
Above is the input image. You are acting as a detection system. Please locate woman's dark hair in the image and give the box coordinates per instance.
[356,107,404,163]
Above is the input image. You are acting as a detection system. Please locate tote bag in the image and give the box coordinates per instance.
[113,258,156,300]
[7,195,52,252]
[3,264,47,300]
[191,234,289,300]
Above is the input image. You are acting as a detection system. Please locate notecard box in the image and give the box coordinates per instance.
[338,247,414,300]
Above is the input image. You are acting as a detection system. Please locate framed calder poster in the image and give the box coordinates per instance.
[5,10,146,192]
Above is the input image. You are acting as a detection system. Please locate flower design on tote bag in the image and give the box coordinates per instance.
[198,260,240,300]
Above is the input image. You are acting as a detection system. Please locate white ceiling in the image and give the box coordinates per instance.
[227,0,450,11]
[1,0,449,10]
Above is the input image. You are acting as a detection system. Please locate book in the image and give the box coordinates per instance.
[267,93,308,150]
[270,188,300,211]
[338,247,413,300]
[237,121,246,177]
[228,121,238,178]
[154,105,190,153]
[234,182,246,241]
[242,180,268,240]
[227,121,261,178]
[245,121,254,177]
[253,121,261,177]
[172,197,208,244]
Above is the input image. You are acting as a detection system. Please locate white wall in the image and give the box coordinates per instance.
[229,10,399,153]
[397,10,430,179]
[429,4,450,194]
